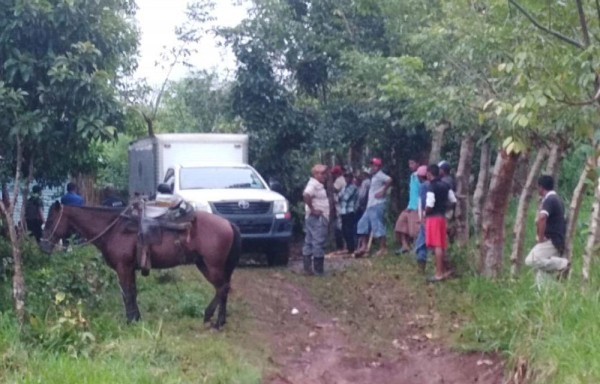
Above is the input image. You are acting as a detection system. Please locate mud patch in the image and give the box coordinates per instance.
[232,262,503,384]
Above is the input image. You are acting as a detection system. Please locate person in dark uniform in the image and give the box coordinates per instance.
[101,185,125,208]
[25,185,45,243]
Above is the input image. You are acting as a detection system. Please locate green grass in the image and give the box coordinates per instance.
[435,194,599,383]
[0,243,262,384]
[459,274,600,383]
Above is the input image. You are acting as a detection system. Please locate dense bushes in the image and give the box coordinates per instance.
[0,240,115,356]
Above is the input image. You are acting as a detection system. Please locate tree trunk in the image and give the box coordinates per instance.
[565,156,593,264]
[509,149,547,277]
[75,173,100,205]
[472,142,491,235]
[0,202,25,323]
[1,136,26,323]
[348,138,365,173]
[429,121,449,164]
[583,173,600,282]
[511,155,529,197]
[480,150,520,278]
[454,133,475,247]
[545,142,564,183]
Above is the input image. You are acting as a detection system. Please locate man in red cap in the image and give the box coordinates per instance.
[354,157,392,257]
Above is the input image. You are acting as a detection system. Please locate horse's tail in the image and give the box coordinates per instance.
[225,223,242,280]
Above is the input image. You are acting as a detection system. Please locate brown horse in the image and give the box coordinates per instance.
[41,202,241,329]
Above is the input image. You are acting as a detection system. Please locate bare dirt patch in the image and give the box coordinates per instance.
[232,255,504,384]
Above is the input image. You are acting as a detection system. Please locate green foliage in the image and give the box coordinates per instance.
[1,240,114,356]
[213,0,433,211]
[0,0,138,184]
[0,240,262,382]
[156,71,241,134]
[96,135,131,191]
[460,272,600,383]
[23,242,115,314]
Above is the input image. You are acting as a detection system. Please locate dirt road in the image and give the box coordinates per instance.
[232,257,504,384]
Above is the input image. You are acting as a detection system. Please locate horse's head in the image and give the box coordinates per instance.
[40,201,68,253]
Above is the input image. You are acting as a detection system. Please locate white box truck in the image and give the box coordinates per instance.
[128,133,292,265]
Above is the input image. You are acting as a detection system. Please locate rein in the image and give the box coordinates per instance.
[44,204,132,248]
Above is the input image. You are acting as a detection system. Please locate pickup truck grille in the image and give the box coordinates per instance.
[212,201,272,215]
[237,223,272,234]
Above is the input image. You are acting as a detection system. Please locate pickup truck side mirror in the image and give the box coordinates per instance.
[157,183,173,194]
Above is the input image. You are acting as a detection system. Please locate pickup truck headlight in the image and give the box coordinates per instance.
[273,199,289,214]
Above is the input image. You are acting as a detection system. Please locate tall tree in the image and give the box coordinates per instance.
[0,0,138,321]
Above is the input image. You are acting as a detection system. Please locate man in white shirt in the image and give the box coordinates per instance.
[302,164,330,275]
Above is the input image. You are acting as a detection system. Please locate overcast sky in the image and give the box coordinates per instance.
[134,0,248,85]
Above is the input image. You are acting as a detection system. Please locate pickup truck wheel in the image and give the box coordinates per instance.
[266,243,290,267]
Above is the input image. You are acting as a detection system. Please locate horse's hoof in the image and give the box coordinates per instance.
[126,314,141,324]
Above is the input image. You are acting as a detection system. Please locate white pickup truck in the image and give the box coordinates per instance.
[128,133,292,265]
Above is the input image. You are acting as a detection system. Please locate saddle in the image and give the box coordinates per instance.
[124,193,196,276]
[136,199,195,245]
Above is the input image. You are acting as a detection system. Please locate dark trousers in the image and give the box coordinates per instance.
[26,219,43,243]
[341,212,357,253]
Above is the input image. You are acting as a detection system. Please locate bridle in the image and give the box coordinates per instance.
[42,203,130,248]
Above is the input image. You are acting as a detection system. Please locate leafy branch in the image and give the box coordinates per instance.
[508,0,585,49]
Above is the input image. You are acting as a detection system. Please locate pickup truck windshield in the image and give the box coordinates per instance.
[179,167,267,190]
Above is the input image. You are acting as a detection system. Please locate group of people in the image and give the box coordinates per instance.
[301,157,396,276]
[393,158,456,282]
[303,156,569,284]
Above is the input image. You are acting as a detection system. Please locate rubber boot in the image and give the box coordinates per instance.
[303,254,314,275]
[313,257,324,276]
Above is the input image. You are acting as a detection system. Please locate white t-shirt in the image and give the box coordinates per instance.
[304,177,330,220]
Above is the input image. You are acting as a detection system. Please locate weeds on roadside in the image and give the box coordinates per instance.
[0,238,262,383]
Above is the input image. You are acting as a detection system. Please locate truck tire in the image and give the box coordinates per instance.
[266,242,290,267]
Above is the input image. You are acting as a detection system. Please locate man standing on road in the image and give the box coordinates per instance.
[425,164,457,282]
[395,157,421,255]
[339,170,359,254]
[438,160,456,244]
[302,164,330,275]
[525,175,570,286]
[355,170,370,223]
[414,165,429,272]
[354,158,392,257]
[331,165,346,253]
